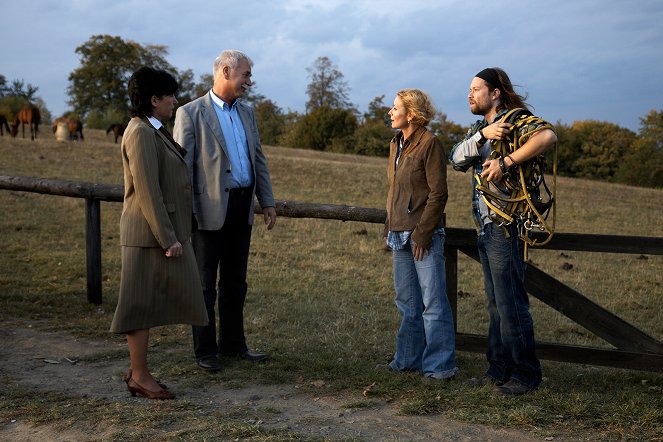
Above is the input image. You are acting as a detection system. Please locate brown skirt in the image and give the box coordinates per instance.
[110,241,208,333]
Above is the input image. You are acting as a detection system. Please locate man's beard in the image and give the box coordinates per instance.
[470,102,490,116]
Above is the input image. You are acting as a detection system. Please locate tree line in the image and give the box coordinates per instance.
[1,34,662,189]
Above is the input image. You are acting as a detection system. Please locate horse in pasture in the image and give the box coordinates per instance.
[53,117,84,141]
[10,105,41,140]
[106,123,126,143]
[0,114,10,136]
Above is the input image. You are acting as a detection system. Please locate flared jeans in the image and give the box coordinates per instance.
[390,232,458,379]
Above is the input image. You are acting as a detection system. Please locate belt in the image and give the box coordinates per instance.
[228,186,252,196]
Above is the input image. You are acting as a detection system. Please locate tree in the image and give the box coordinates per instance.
[253,99,286,145]
[429,112,467,151]
[305,56,354,111]
[0,74,49,123]
[555,120,635,181]
[282,106,357,151]
[353,95,393,156]
[363,95,390,125]
[67,35,185,128]
[0,74,7,96]
[615,109,663,188]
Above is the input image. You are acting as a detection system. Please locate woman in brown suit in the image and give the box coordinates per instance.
[110,67,208,400]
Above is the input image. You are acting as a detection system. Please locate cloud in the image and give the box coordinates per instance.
[1,0,661,130]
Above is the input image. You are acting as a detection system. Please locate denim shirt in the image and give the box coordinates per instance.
[209,91,253,188]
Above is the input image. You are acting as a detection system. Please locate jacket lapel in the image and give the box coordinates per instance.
[201,93,230,158]
[236,101,256,163]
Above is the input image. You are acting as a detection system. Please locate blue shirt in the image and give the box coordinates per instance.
[209,91,253,188]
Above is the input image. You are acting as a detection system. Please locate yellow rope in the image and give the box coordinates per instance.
[475,108,557,259]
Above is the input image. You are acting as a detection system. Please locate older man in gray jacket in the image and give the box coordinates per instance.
[174,49,276,372]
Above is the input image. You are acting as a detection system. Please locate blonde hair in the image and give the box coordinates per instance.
[396,88,436,126]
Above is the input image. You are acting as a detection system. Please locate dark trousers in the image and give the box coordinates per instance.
[192,187,253,359]
[477,222,542,388]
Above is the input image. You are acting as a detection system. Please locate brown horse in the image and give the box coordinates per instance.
[53,117,84,141]
[106,123,126,143]
[0,114,10,136]
[11,105,41,140]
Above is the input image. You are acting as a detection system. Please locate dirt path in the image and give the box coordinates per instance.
[0,327,546,441]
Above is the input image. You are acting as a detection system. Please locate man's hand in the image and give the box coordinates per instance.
[263,207,277,230]
[482,121,513,141]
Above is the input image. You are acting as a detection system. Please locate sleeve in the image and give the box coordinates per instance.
[173,106,196,188]
[448,130,483,172]
[124,125,178,248]
[412,138,448,249]
[250,107,276,209]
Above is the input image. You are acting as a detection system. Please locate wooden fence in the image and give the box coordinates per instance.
[2,175,662,372]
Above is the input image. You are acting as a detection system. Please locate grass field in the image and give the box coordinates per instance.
[1,129,662,440]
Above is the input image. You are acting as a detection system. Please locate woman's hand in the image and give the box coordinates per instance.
[165,241,183,257]
[411,241,429,261]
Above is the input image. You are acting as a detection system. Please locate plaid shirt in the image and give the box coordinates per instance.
[387,228,445,251]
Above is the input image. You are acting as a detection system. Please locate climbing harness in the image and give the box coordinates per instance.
[474,108,557,258]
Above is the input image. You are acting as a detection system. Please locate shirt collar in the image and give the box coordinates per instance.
[209,90,238,110]
[147,116,163,130]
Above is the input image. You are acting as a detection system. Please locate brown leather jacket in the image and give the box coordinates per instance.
[384,126,448,249]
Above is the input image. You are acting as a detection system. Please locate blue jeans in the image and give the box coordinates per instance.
[477,223,542,388]
[391,232,457,379]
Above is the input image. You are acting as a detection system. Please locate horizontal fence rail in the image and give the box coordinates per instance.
[2,175,662,372]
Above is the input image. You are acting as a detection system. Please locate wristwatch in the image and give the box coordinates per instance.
[477,129,487,146]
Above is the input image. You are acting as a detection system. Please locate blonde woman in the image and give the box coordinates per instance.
[380,89,457,381]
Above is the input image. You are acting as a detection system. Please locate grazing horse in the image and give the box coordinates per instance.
[11,105,41,140]
[53,117,84,141]
[106,123,126,143]
[0,114,10,136]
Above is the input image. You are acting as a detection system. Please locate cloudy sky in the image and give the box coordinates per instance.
[2,0,662,131]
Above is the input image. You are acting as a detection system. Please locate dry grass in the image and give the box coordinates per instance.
[1,129,662,440]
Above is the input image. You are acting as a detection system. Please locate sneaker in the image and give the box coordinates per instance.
[375,363,396,372]
[495,379,536,395]
[423,374,455,383]
[466,374,504,387]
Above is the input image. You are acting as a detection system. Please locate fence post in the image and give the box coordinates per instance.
[445,245,458,333]
[85,197,102,305]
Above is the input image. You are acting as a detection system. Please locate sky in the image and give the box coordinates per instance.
[2,0,662,131]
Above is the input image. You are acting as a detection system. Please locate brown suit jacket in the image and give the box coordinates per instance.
[120,117,193,248]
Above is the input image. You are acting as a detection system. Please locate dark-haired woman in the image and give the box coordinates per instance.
[110,67,208,400]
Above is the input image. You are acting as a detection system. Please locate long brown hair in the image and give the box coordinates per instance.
[489,67,531,112]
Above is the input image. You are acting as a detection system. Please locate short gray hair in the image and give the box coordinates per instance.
[213,50,253,75]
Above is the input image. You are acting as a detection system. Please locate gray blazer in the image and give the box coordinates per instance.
[173,92,275,231]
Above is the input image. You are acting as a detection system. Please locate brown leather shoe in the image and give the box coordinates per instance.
[124,369,168,389]
[126,378,175,400]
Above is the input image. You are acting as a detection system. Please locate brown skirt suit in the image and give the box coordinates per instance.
[110,117,208,333]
